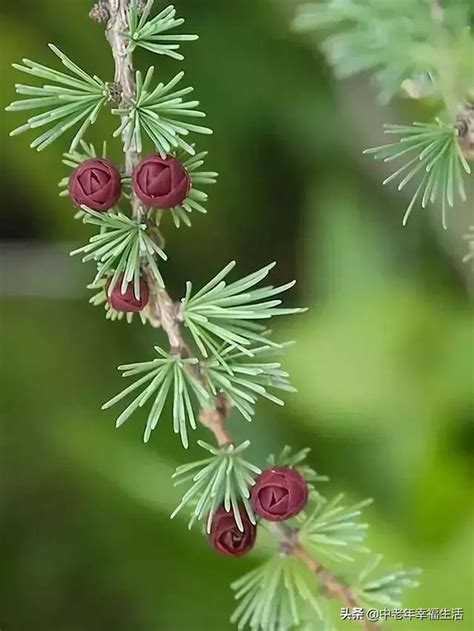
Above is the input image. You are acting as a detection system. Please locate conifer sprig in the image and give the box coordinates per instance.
[292,0,471,104]
[294,1,473,231]
[112,67,212,156]
[298,495,372,562]
[355,555,422,608]
[231,555,323,631]
[103,347,211,447]
[204,344,297,422]
[364,121,472,228]
[70,209,167,293]
[171,440,260,531]
[7,44,107,151]
[181,262,306,359]
[126,0,198,60]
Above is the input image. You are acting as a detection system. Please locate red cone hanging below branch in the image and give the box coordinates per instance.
[208,506,257,556]
[106,275,150,313]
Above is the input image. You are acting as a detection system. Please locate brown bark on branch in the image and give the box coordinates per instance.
[267,522,381,631]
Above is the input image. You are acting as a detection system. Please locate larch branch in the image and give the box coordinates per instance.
[102,0,230,445]
[100,4,380,628]
[268,522,381,631]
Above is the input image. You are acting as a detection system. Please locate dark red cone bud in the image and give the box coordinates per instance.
[251,467,308,522]
[208,506,256,557]
[69,158,121,212]
[132,155,190,208]
[106,275,149,312]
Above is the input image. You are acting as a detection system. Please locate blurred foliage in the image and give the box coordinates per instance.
[0,0,473,630]
[293,0,474,107]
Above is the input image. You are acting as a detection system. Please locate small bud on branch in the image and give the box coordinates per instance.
[90,1,110,24]
[456,103,474,159]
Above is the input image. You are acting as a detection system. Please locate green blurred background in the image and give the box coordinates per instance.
[1,1,473,630]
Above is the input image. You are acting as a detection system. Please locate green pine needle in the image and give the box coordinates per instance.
[298,494,372,563]
[267,445,328,488]
[231,555,324,631]
[182,262,306,360]
[103,347,211,448]
[364,121,472,228]
[7,44,107,151]
[355,555,421,608]
[126,1,198,60]
[171,440,260,532]
[112,66,212,157]
[62,138,107,168]
[203,344,297,422]
[70,209,167,294]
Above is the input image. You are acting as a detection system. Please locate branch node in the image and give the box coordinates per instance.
[90,1,110,23]
[106,81,123,104]
[456,102,474,158]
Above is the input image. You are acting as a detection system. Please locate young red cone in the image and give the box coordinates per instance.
[251,467,308,522]
[106,275,149,313]
[208,506,256,557]
[69,158,121,211]
[132,155,190,208]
